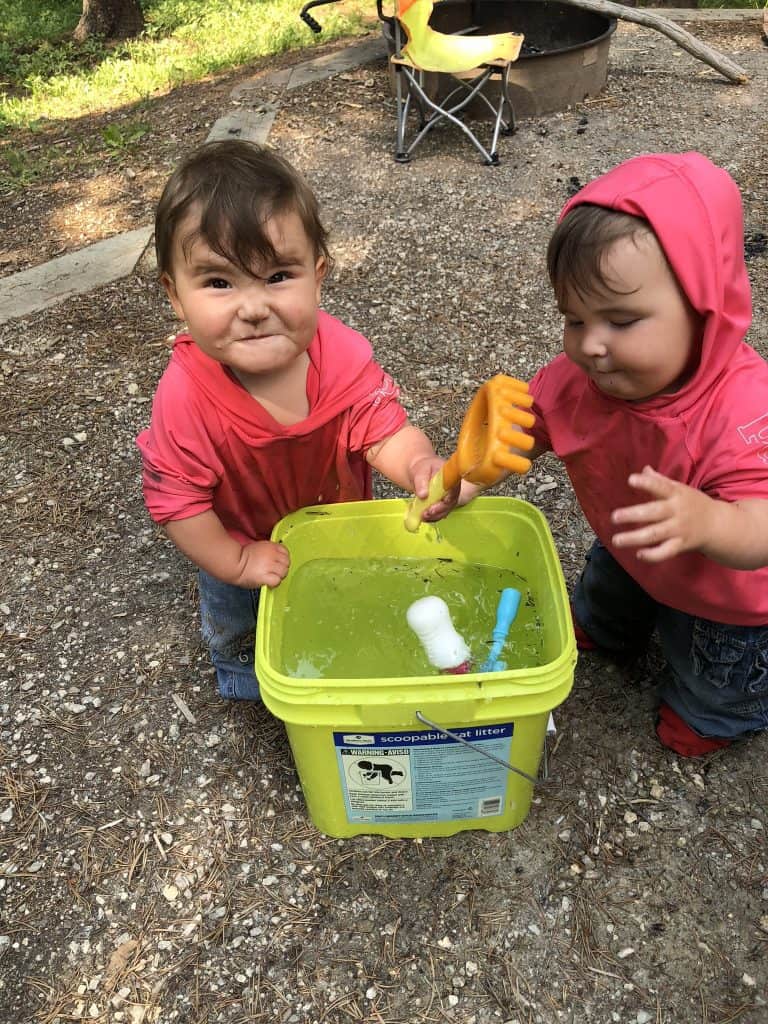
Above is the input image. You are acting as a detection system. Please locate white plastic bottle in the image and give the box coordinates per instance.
[406,596,472,673]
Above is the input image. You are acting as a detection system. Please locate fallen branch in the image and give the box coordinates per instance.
[555,0,750,84]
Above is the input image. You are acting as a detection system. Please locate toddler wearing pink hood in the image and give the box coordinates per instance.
[521,152,768,756]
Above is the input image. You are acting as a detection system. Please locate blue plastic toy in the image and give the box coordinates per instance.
[480,587,521,672]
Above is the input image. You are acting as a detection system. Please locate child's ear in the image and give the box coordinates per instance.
[160,272,185,321]
[314,256,328,302]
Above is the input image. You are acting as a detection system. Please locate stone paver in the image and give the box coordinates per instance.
[284,35,387,90]
[0,226,153,326]
[206,102,279,144]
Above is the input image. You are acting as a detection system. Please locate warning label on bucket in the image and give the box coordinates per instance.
[333,724,513,824]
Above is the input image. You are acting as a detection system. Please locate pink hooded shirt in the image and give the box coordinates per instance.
[530,152,768,625]
[137,310,407,544]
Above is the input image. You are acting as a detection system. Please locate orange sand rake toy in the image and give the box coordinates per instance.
[404,374,536,532]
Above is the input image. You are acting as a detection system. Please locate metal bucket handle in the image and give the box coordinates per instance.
[415,711,549,785]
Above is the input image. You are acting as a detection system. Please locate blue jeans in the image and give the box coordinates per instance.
[573,539,768,739]
[198,570,261,701]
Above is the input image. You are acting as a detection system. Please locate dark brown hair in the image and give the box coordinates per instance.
[154,139,332,277]
[546,204,653,306]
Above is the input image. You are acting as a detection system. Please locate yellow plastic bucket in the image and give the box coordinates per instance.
[256,496,576,838]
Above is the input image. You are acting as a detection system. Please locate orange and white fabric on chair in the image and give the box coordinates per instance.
[391,0,523,164]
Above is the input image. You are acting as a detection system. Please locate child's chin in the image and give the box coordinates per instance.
[594,377,646,402]
[592,375,623,397]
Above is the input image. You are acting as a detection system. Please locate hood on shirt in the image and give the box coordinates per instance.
[559,152,752,406]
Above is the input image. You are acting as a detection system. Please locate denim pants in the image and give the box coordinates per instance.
[572,539,768,739]
[198,569,261,700]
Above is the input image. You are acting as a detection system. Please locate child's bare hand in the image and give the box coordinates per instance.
[611,465,716,562]
[457,480,484,507]
[234,540,290,588]
[421,483,461,522]
[411,455,460,522]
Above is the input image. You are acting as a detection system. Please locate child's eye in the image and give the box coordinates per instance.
[205,277,231,289]
[611,319,639,328]
[267,270,291,285]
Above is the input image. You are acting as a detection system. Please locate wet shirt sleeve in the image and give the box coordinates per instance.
[346,366,409,453]
[136,374,222,524]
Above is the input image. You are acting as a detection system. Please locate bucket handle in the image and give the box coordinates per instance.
[415,711,548,786]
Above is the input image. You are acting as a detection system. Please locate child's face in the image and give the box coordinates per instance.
[161,206,326,385]
[559,231,701,402]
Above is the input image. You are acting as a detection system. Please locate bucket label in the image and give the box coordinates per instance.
[333,724,514,824]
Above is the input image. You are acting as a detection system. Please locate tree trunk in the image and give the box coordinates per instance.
[557,0,749,83]
[74,0,145,42]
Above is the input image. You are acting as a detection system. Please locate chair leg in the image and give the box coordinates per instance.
[394,63,411,163]
[489,71,507,159]
[408,70,498,164]
[499,63,516,138]
[392,62,517,165]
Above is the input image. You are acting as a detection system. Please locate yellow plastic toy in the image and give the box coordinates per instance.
[404,374,536,532]
[397,0,524,72]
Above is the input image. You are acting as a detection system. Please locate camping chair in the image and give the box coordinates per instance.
[390,0,524,164]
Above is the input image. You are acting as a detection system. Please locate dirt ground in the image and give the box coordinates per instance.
[1,16,768,1024]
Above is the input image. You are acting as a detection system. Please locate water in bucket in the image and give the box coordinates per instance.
[281,556,545,679]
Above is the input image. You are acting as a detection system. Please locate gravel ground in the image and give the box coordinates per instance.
[1,18,768,1024]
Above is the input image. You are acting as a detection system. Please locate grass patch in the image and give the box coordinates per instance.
[0,0,375,134]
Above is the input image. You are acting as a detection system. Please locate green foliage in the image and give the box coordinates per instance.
[0,144,44,186]
[0,137,84,188]
[0,0,371,132]
[0,1,84,84]
[100,118,150,151]
[0,0,83,49]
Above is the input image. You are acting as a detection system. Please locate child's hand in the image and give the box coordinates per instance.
[611,466,717,562]
[457,480,484,507]
[410,455,460,523]
[234,540,290,589]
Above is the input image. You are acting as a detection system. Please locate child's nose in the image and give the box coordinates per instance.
[238,284,268,321]
[581,326,608,358]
